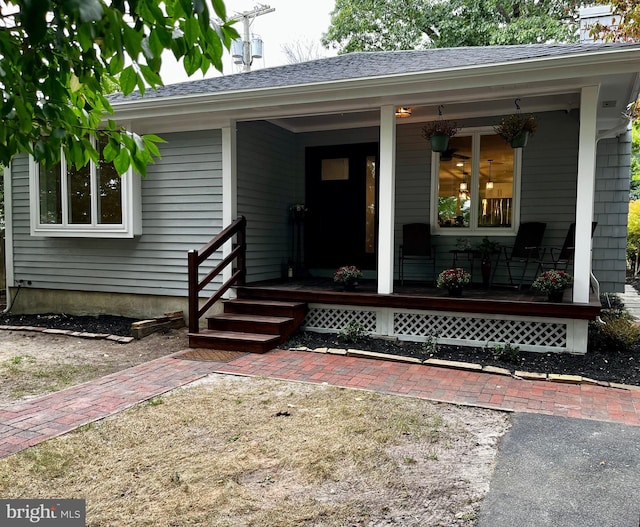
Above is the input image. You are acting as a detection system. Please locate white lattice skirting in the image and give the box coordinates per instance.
[303,304,589,354]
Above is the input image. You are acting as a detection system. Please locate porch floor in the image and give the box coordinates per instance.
[237,278,601,320]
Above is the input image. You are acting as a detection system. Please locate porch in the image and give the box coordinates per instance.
[235,278,601,354]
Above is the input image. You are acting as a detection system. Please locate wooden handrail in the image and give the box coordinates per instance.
[188,216,246,333]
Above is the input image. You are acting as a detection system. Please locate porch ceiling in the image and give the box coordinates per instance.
[266,71,638,134]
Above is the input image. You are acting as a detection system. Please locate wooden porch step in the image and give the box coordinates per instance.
[223,299,307,319]
[189,299,308,352]
[207,313,293,335]
[188,329,280,353]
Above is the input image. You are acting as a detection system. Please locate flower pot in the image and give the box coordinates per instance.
[430,133,450,153]
[510,130,530,148]
[447,287,463,297]
[342,281,358,291]
[547,290,564,303]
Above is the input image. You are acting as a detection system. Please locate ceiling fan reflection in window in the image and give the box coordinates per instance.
[440,148,470,162]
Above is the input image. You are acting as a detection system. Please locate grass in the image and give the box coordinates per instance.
[1,356,98,397]
[0,377,507,526]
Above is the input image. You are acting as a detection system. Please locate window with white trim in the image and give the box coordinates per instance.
[432,127,521,235]
[30,135,141,238]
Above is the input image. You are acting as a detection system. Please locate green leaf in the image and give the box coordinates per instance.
[122,24,143,58]
[184,49,202,76]
[184,16,200,43]
[61,0,104,22]
[103,141,118,162]
[108,53,125,76]
[211,0,227,19]
[139,65,163,88]
[114,148,131,175]
[119,66,138,95]
[148,29,165,58]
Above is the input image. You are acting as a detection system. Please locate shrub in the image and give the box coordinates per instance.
[338,321,367,344]
[491,343,521,365]
[589,293,640,353]
[589,314,640,353]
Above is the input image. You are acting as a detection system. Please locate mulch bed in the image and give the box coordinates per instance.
[283,330,640,387]
[0,313,139,337]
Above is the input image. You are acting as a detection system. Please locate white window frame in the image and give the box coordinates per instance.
[29,143,142,238]
[430,126,522,237]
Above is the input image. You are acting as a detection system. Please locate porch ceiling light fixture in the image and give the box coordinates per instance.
[459,163,468,191]
[486,159,494,190]
[395,107,412,118]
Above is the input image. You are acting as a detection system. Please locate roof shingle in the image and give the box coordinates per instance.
[110,43,640,102]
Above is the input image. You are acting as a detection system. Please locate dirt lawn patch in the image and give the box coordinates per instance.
[0,327,188,405]
[0,376,509,526]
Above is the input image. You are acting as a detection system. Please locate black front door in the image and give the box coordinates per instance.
[305,143,378,270]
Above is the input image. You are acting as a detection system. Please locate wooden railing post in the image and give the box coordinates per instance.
[187,249,199,333]
[237,216,247,285]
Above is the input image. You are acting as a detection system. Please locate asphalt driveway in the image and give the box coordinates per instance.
[479,413,640,527]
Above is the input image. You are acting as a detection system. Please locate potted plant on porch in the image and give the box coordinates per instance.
[333,265,363,291]
[494,113,537,148]
[436,267,471,297]
[531,269,573,302]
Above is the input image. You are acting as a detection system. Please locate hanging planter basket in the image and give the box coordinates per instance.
[429,133,451,153]
[509,130,530,149]
[422,105,458,154]
[494,99,537,150]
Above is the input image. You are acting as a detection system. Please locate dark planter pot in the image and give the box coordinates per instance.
[447,287,463,297]
[342,281,358,292]
[547,290,565,303]
[430,133,450,153]
[510,130,530,148]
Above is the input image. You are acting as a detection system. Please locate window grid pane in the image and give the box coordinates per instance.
[67,162,92,224]
[478,135,514,228]
[97,136,123,225]
[39,162,62,224]
[437,135,472,228]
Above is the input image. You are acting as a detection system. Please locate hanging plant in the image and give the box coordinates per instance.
[494,99,537,148]
[421,105,459,153]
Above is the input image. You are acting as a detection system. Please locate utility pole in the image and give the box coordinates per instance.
[231,4,275,72]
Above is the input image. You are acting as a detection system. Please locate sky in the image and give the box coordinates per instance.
[162,0,337,84]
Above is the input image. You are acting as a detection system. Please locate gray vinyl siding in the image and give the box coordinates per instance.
[10,129,222,296]
[237,121,300,282]
[593,131,631,293]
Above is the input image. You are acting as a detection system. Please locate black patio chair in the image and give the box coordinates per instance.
[399,223,436,285]
[493,221,546,289]
[549,222,598,271]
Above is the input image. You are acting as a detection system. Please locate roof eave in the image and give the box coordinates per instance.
[112,47,640,120]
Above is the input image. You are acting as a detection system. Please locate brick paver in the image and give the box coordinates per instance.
[0,353,220,458]
[1,348,639,459]
[215,349,640,426]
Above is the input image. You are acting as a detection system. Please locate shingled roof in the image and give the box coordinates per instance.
[110,43,640,103]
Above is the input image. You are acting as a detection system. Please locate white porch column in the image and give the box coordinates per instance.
[221,121,238,293]
[573,85,600,303]
[378,105,396,294]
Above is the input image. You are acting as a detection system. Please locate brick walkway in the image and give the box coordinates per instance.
[214,349,640,426]
[0,354,221,459]
[1,348,639,459]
